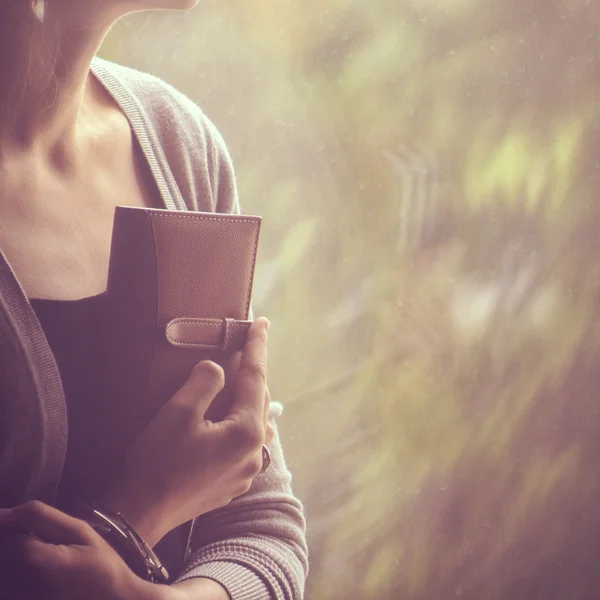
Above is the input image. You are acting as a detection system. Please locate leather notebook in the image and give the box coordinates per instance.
[103,206,261,572]
[106,206,261,437]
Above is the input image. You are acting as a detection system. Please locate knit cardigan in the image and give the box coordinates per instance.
[0,57,308,600]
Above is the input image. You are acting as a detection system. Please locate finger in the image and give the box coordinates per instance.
[228,317,269,423]
[0,531,65,568]
[0,502,92,546]
[265,423,275,446]
[0,531,74,593]
[263,386,271,430]
[172,360,225,415]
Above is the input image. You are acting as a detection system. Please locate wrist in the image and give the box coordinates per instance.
[170,579,230,600]
[101,485,167,548]
[132,578,230,600]
[131,579,172,600]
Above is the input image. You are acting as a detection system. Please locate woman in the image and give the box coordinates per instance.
[0,0,308,599]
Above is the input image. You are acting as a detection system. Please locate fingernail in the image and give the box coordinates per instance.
[264,319,271,331]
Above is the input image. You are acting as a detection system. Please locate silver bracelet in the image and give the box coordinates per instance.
[80,503,169,584]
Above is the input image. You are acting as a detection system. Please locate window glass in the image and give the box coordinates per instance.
[102,2,600,597]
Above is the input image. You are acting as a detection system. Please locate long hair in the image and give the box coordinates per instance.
[0,2,62,120]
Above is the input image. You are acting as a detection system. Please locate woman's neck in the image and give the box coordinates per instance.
[0,3,116,167]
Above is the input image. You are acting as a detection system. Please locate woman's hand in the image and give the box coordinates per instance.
[0,501,152,600]
[102,317,273,547]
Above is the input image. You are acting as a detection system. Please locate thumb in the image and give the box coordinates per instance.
[170,360,225,416]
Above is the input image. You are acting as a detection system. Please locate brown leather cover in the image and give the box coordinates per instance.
[105,207,261,456]
[104,206,261,573]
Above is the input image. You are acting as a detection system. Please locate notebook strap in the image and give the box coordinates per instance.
[165,318,252,352]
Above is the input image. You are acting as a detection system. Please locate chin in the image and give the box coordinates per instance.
[134,0,200,10]
[166,0,199,8]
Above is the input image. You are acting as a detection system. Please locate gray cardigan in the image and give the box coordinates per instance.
[0,57,307,600]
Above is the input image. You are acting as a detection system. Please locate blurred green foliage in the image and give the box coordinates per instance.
[101,1,600,598]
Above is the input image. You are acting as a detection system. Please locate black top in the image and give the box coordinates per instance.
[30,293,112,512]
[29,294,185,572]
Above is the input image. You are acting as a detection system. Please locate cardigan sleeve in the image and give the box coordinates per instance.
[174,113,309,600]
[176,407,308,600]
[99,62,309,599]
